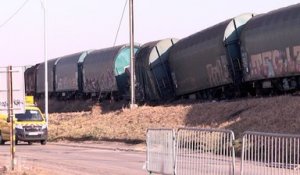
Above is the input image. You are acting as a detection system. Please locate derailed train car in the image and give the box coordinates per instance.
[54,51,90,98]
[28,44,139,100]
[25,4,300,102]
[24,64,39,95]
[36,58,60,96]
[135,38,178,102]
[240,4,300,94]
[168,14,254,98]
[82,45,139,99]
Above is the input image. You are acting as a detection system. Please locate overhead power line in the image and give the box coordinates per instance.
[0,0,31,29]
[113,0,128,46]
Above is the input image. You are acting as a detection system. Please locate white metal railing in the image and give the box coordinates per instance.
[241,131,300,175]
[146,128,300,175]
[175,128,235,175]
[146,128,175,175]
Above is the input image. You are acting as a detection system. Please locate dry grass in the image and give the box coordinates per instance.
[48,95,300,144]
[48,104,187,143]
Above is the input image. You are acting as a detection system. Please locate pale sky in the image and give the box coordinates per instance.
[0,0,299,66]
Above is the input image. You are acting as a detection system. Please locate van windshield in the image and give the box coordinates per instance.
[15,110,44,121]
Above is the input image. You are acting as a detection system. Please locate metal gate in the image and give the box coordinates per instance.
[175,128,236,175]
[241,131,300,175]
[146,129,175,175]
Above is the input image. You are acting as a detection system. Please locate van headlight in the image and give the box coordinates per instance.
[41,124,47,130]
[15,124,23,129]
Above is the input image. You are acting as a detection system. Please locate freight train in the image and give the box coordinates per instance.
[25,4,300,102]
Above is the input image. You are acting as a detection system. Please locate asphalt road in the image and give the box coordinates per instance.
[0,142,147,175]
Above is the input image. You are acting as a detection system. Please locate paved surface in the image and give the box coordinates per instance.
[0,142,148,175]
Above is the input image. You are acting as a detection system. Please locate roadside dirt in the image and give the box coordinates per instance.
[1,95,299,174]
[0,166,50,175]
[47,95,300,144]
[0,143,146,175]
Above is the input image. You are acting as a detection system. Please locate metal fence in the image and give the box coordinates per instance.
[146,129,175,175]
[175,128,236,175]
[241,131,300,175]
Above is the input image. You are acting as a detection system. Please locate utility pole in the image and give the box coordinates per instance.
[41,0,48,125]
[129,0,137,109]
[7,66,15,171]
[1,66,25,171]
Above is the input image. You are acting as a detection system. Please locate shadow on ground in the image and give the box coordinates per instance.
[51,135,144,144]
[37,99,128,114]
[183,95,300,156]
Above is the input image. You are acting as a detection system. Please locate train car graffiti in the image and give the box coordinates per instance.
[206,55,230,87]
[246,45,300,79]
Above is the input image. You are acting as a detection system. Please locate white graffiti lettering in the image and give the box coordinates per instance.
[249,45,300,78]
[206,55,230,86]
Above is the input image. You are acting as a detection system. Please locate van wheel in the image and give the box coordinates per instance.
[0,134,5,145]
[41,140,47,145]
[15,139,18,145]
[28,142,32,145]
